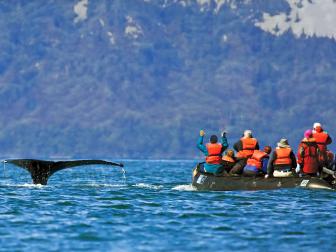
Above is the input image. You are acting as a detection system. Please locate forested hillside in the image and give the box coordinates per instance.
[0,0,335,159]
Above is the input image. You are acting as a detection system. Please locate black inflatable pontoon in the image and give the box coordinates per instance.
[5,159,124,185]
[192,163,335,191]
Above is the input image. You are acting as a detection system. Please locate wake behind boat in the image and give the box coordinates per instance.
[192,163,335,191]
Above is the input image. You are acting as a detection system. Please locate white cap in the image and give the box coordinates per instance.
[244,130,252,138]
[313,122,322,129]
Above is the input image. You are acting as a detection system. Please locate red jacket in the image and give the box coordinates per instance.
[297,138,319,174]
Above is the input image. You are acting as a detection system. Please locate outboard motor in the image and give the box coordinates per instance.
[322,167,336,188]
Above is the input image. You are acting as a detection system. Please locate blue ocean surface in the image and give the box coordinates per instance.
[0,160,336,251]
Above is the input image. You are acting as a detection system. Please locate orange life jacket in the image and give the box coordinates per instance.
[205,143,222,164]
[246,150,268,169]
[313,131,329,152]
[222,155,235,163]
[274,148,292,165]
[236,138,258,158]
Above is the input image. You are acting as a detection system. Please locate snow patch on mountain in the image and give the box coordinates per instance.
[125,16,143,39]
[151,0,239,12]
[255,0,336,40]
[107,31,116,45]
[196,0,237,12]
[74,0,89,23]
[214,0,230,13]
[197,0,211,11]
[99,18,105,27]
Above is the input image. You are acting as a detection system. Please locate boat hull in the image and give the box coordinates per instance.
[192,164,334,191]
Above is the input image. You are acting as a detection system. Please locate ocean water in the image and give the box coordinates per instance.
[0,160,336,251]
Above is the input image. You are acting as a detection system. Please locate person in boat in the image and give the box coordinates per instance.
[266,138,297,178]
[229,130,259,175]
[326,151,335,170]
[243,146,272,177]
[332,155,336,170]
[221,149,236,173]
[197,130,228,175]
[297,129,320,176]
[312,122,332,169]
[320,153,336,184]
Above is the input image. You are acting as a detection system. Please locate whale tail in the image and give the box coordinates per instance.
[5,159,124,185]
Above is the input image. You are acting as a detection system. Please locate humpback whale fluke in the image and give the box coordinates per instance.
[5,159,124,185]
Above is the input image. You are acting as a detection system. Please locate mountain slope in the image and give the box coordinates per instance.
[0,0,335,159]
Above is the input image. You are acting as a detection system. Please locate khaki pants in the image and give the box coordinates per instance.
[273,170,293,177]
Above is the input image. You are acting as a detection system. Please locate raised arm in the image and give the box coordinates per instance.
[197,130,207,154]
[220,132,229,153]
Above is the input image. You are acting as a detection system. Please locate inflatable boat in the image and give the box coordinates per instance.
[192,163,335,191]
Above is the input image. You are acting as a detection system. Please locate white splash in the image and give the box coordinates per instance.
[133,183,163,190]
[1,183,45,188]
[255,0,336,40]
[172,184,197,191]
[74,0,89,23]
[84,183,127,188]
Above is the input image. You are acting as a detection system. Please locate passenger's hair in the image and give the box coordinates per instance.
[244,130,252,138]
[226,149,234,157]
[263,146,272,154]
[210,135,218,143]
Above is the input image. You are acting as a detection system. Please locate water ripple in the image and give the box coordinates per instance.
[0,160,336,251]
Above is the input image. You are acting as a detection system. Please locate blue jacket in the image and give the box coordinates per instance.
[244,157,269,174]
[197,135,228,174]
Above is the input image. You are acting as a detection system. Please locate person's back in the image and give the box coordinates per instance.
[243,146,271,177]
[230,130,259,175]
[222,149,236,173]
[312,122,332,168]
[267,139,297,178]
[326,150,335,169]
[235,132,259,159]
[197,130,228,175]
[298,129,320,176]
